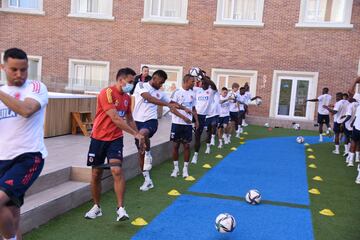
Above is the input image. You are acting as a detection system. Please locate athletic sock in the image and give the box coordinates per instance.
[319,134,323,141]
[345,144,349,153]
[207,143,210,148]
[194,152,198,156]
[356,151,360,160]
[219,139,223,144]
[173,161,179,168]
[145,151,151,156]
[184,162,189,169]
[211,134,215,139]
[142,171,151,181]
[335,145,339,152]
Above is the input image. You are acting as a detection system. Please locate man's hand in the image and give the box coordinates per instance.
[184,108,192,114]
[183,117,192,124]
[135,132,146,153]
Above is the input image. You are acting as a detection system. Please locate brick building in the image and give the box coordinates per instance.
[0,0,359,124]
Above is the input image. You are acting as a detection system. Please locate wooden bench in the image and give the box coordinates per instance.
[71,111,93,136]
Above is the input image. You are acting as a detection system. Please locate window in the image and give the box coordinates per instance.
[269,71,319,120]
[296,0,353,29]
[68,0,114,20]
[68,59,110,92]
[142,0,189,25]
[0,0,44,15]
[142,65,183,96]
[0,54,42,84]
[214,0,264,27]
[212,68,258,103]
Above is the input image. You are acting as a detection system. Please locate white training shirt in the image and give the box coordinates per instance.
[317,94,332,115]
[0,80,48,160]
[238,94,247,111]
[193,87,215,116]
[333,99,348,124]
[133,82,170,122]
[219,94,230,117]
[353,104,360,131]
[206,92,220,118]
[245,91,252,104]
[229,91,240,113]
[345,102,359,131]
[170,87,196,125]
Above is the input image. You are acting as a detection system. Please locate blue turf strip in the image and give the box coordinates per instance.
[189,136,330,205]
[132,195,314,240]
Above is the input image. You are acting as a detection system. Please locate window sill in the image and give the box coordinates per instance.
[295,22,353,30]
[213,21,264,28]
[67,13,115,21]
[141,18,189,25]
[0,8,45,16]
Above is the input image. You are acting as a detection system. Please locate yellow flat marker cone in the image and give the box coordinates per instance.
[309,164,317,169]
[185,176,196,181]
[240,137,245,140]
[216,154,223,159]
[309,188,321,195]
[243,132,249,135]
[319,209,335,217]
[131,217,148,226]
[231,147,237,151]
[239,142,246,145]
[168,189,181,196]
[203,164,212,169]
[308,155,316,159]
[304,143,310,146]
[307,148,314,152]
[313,176,323,181]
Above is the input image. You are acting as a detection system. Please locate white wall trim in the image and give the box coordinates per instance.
[68,0,114,20]
[213,21,264,28]
[295,22,353,29]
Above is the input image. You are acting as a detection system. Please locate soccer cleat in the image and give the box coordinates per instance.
[85,204,102,219]
[210,137,215,146]
[356,158,360,163]
[139,179,154,191]
[143,154,153,171]
[205,147,211,154]
[347,162,354,167]
[170,168,179,177]
[191,155,198,164]
[332,150,340,155]
[182,168,189,178]
[116,207,129,221]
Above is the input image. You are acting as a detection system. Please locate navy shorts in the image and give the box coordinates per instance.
[206,115,219,128]
[344,128,353,138]
[195,114,206,135]
[218,116,230,128]
[238,110,246,120]
[170,124,193,143]
[87,137,123,167]
[136,119,158,138]
[0,152,44,207]
[317,114,330,125]
[230,112,239,122]
[352,128,360,142]
[333,122,343,134]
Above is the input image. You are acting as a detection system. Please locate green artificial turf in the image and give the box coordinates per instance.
[24,126,359,240]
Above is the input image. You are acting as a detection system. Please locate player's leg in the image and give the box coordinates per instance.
[352,130,360,184]
[170,124,181,177]
[8,206,21,240]
[205,118,212,154]
[346,132,355,166]
[356,141,360,163]
[0,203,16,239]
[182,125,192,178]
[344,129,350,157]
[217,119,223,148]
[333,123,340,154]
[318,114,324,142]
[192,114,205,164]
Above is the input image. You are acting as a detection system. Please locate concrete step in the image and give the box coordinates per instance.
[21,180,90,233]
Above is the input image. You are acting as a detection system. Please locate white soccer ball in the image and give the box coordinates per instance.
[296,136,305,144]
[293,123,300,130]
[189,67,201,78]
[264,123,270,128]
[256,98,262,106]
[245,189,261,205]
[215,213,236,233]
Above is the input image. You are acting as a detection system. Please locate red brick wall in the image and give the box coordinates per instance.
[0,0,359,118]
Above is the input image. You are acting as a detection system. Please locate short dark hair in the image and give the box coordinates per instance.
[152,70,167,80]
[232,83,239,89]
[116,68,136,80]
[222,87,228,91]
[3,48,27,62]
[336,92,343,97]
[240,87,246,91]
[343,93,349,98]
[183,74,194,83]
[142,66,149,70]
[323,87,329,93]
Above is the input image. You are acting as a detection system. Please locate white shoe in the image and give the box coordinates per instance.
[210,137,215,146]
[171,168,179,177]
[332,150,340,155]
[243,122,248,127]
[191,155,198,164]
[182,168,189,178]
[239,128,244,133]
[205,147,210,154]
[235,132,240,138]
[218,142,223,149]
[139,179,154,191]
[347,162,354,167]
[143,154,153,171]
[116,207,129,221]
[227,135,231,143]
[319,137,323,142]
[85,204,102,219]
[356,158,360,163]
[346,155,350,164]
[355,178,360,184]
[343,152,349,157]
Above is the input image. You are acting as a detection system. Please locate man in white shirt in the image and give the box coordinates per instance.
[0,48,48,240]
[343,98,358,166]
[133,70,185,191]
[243,83,261,127]
[170,75,198,178]
[238,87,248,134]
[324,92,347,154]
[205,91,220,154]
[218,87,232,148]
[229,83,240,138]
[307,87,332,142]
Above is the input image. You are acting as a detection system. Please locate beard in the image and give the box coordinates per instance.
[12,79,25,87]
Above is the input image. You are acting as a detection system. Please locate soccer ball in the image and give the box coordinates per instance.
[256,98,262,106]
[215,213,236,233]
[296,136,305,144]
[189,67,201,78]
[293,123,300,130]
[264,123,270,128]
[245,189,261,205]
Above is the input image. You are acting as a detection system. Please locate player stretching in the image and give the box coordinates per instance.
[218,87,232,147]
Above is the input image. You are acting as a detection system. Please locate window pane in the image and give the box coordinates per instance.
[294,80,309,117]
[228,75,250,89]
[161,0,181,17]
[161,71,178,94]
[277,79,292,116]
[151,0,160,16]
[28,59,39,81]
[19,0,38,9]
[218,76,227,89]
[305,0,345,22]
[234,0,257,20]
[74,65,85,86]
[78,0,88,13]
[89,0,99,13]
[329,0,346,22]
[223,0,232,19]
[9,0,18,7]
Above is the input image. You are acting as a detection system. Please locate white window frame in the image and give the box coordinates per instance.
[67,59,110,92]
[211,68,258,104]
[270,70,319,121]
[68,0,114,21]
[214,0,265,27]
[296,0,354,29]
[0,0,44,15]
[0,53,42,84]
[142,0,189,25]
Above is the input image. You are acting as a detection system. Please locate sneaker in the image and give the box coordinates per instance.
[171,168,179,177]
[210,137,215,146]
[205,147,210,154]
[235,132,240,138]
[143,154,153,171]
[116,207,129,221]
[182,168,189,178]
[332,150,340,155]
[239,128,244,134]
[343,152,349,157]
[355,178,360,184]
[218,142,223,149]
[347,162,354,167]
[139,179,154,191]
[243,122,248,127]
[191,155,198,164]
[85,204,102,219]
[356,158,360,163]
